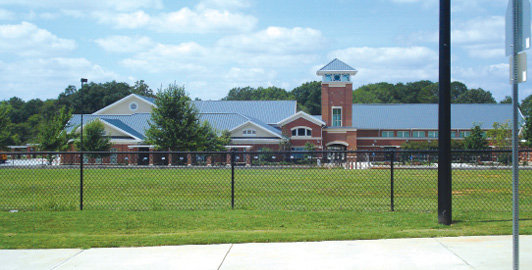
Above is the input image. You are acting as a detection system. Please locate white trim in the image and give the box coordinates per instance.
[316,70,358,76]
[127,145,155,149]
[230,121,283,139]
[93,94,154,115]
[230,138,282,144]
[277,111,325,126]
[325,141,349,147]
[225,145,252,149]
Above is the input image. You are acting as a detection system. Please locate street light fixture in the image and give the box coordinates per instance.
[80,78,87,211]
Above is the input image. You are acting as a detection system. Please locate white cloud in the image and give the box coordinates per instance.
[122,42,209,73]
[452,16,504,44]
[93,7,257,33]
[452,63,511,101]
[0,0,164,12]
[0,57,119,101]
[218,26,326,54]
[0,21,76,57]
[328,46,438,85]
[95,35,154,53]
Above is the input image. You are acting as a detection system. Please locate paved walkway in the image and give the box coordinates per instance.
[1,235,531,270]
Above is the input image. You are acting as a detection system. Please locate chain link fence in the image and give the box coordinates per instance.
[1,150,530,213]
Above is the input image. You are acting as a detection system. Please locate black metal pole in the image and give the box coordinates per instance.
[390,149,395,212]
[231,149,235,209]
[80,78,87,211]
[438,0,452,225]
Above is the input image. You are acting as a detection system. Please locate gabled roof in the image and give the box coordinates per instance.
[193,100,296,124]
[92,94,155,115]
[277,111,326,126]
[199,112,283,138]
[317,58,358,75]
[67,113,152,140]
[352,104,523,130]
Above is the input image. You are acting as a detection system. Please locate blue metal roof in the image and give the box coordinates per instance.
[193,100,296,124]
[199,113,282,137]
[318,58,356,72]
[137,95,155,104]
[352,104,522,130]
[68,114,152,140]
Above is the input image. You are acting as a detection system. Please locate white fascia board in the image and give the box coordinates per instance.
[316,70,358,76]
[277,111,325,126]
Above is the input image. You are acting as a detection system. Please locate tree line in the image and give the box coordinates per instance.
[2,79,532,151]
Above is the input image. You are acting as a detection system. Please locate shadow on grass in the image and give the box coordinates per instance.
[453,218,532,224]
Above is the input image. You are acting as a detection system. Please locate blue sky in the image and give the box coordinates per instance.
[0,0,529,102]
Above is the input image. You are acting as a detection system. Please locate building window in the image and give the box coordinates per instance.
[451,131,456,138]
[397,131,410,138]
[459,131,471,138]
[242,129,256,136]
[413,131,425,138]
[291,127,312,137]
[382,131,394,137]
[332,107,342,127]
[129,102,138,111]
[333,74,341,81]
[428,131,438,138]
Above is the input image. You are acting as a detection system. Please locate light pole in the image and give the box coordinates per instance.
[80,78,87,211]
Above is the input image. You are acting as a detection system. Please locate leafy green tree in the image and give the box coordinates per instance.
[464,123,489,150]
[74,120,112,158]
[146,83,222,151]
[291,81,322,115]
[304,142,317,151]
[454,88,496,104]
[486,121,512,149]
[37,107,75,164]
[500,96,512,104]
[521,94,532,116]
[0,102,12,150]
[132,80,155,98]
[521,116,532,147]
[202,125,231,151]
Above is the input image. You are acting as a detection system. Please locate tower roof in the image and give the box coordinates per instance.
[317,58,357,75]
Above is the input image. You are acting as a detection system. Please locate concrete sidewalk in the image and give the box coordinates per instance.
[1,235,530,270]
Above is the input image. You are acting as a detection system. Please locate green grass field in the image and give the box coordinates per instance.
[1,166,531,213]
[1,166,531,249]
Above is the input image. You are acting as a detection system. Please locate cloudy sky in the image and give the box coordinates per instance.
[0,0,529,102]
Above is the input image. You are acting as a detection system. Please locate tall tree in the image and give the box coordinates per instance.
[500,96,512,104]
[0,102,12,150]
[74,120,112,158]
[291,81,322,115]
[521,116,532,147]
[520,94,532,116]
[486,121,512,149]
[464,123,489,150]
[37,106,74,152]
[146,83,223,151]
[454,88,496,104]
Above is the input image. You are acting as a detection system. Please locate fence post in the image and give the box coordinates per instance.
[80,152,84,211]
[231,149,235,209]
[390,149,395,212]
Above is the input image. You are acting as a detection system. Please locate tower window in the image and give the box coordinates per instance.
[333,74,341,81]
[332,107,342,127]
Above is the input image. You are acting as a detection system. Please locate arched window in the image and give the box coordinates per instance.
[291,127,312,137]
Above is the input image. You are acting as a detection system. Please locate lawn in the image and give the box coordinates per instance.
[1,166,531,249]
[1,166,530,212]
[1,210,531,249]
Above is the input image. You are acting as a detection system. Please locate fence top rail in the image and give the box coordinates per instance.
[0,149,527,156]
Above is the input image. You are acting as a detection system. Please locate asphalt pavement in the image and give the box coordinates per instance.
[1,235,531,270]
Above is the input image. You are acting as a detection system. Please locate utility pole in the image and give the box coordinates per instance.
[438,0,452,226]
